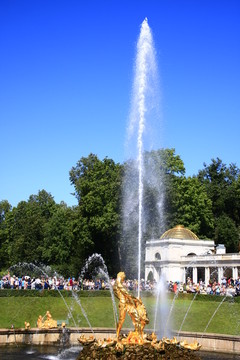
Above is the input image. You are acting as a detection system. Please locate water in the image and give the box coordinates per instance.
[178,292,198,336]
[80,253,118,326]
[9,262,78,328]
[134,18,151,299]
[154,274,171,339]
[98,267,118,326]
[202,295,227,335]
[3,19,237,358]
[1,345,240,360]
[123,17,162,297]
[71,292,95,336]
[0,345,82,360]
[163,287,180,335]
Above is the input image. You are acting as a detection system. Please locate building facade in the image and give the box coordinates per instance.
[145,225,240,284]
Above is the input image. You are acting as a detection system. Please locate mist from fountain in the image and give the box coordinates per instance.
[9,262,78,328]
[71,292,95,336]
[177,292,198,336]
[123,17,162,299]
[153,273,171,339]
[80,253,118,327]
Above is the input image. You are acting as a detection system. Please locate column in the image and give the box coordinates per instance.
[233,267,238,280]
[218,267,223,283]
[193,267,198,284]
[205,267,210,285]
[182,267,186,284]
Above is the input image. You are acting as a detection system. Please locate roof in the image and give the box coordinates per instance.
[160,225,199,240]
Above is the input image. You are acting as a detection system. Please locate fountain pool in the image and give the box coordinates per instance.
[0,345,240,360]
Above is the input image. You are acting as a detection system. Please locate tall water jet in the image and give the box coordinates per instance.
[122,18,162,298]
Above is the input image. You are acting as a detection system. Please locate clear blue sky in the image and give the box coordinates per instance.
[1,1,239,207]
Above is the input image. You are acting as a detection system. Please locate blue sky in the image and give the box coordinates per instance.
[1,1,239,207]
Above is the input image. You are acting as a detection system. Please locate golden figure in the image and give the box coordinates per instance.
[37,311,57,329]
[114,271,149,341]
[37,315,43,328]
[24,321,30,330]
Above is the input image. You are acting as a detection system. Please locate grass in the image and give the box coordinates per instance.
[0,291,240,336]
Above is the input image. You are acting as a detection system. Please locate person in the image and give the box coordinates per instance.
[44,279,50,290]
[27,277,31,289]
[59,278,64,290]
[10,276,15,289]
[173,282,178,293]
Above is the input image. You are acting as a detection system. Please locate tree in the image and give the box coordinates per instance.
[42,202,75,275]
[0,200,11,225]
[144,148,186,233]
[69,154,122,276]
[171,176,214,238]
[28,189,56,220]
[215,214,239,252]
[120,148,186,278]
[0,200,12,269]
[3,191,57,266]
[198,158,240,250]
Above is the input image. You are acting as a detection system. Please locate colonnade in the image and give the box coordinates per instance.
[145,265,240,284]
[188,266,239,284]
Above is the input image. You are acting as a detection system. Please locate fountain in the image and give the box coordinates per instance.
[2,18,239,360]
[77,271,201,360]
[122,17,164,291]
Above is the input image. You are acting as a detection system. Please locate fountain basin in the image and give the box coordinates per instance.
[0,328,240,354]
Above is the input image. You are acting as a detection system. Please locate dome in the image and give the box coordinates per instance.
[160,225,199,240]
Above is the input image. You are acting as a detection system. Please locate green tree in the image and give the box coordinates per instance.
[28,189,56,220]
[198,158,240,251]
[172,176,214,238]
[0,200,12,268]
[120,148,186,278]
[4,190,57,266]
[69,154,122,276]
[42,202,75,275]
[144,148,186,233]
[215,214,239,252]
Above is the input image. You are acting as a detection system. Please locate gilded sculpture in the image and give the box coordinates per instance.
[113,271,149,343]
[37,311,57,329]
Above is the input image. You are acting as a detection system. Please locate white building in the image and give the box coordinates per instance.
[145,225,240,284]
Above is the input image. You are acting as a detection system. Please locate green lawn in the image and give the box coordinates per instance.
[0,292,239,336]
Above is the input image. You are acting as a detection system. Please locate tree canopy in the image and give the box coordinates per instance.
[1,150,240,277]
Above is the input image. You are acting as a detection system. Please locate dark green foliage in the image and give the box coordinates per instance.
[42,202,75,275]
[198,158,240,251]
[171,176,214,238]
[69,154,123,276]
[2,191,56,267]
[1,150,240,277]
[0,200,12,268]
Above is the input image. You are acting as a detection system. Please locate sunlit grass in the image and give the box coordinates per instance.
[0,292,239,336]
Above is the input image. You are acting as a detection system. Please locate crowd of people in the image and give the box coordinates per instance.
[172,277,240,297]
[0,273,240,297]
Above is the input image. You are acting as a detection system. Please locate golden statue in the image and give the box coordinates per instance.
[37,315,43,328]
[37,311,57,329]
[78,270,202,357]
[114,271,149,342]
[24,321,30,330]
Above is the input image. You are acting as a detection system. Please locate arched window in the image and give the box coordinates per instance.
[155,252,161,260]
[147,271,154,281]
